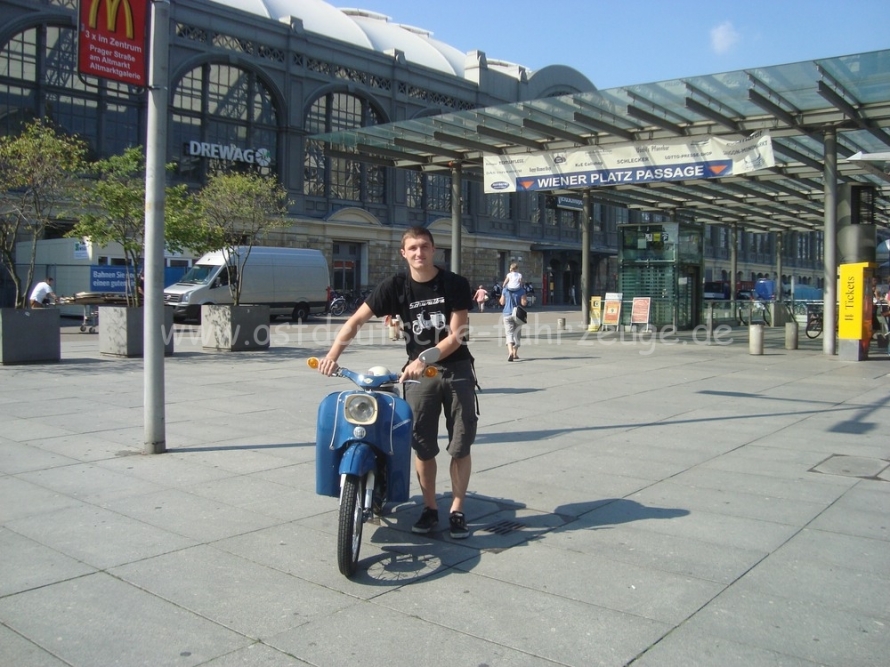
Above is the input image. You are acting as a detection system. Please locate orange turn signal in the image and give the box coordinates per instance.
[307,357,319,369]
[423,365,438,378]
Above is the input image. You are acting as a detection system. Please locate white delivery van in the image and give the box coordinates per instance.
[163,246,329,322]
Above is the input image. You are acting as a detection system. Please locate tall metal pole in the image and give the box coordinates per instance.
[144,0,170,453]
[581,189,591,325]
[823,129,838,356]
[450,162,461,274]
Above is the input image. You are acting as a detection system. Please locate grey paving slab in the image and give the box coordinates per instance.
[456,537,724,625]
[682,586,889,667]
[109,545,356,639]
[198,643,311,666]
[0,624,70,667]
[0,440,83,475]
[0,527,96,596]
[627,480,830,526]
[0,475,83,522]
[5,503,197,569]
[0,572,251,667]
[631,623,827,667]
[101,488,283,542]
[266,599,562,667]
[372,569,671,666]
[15,461,166,503]
[543,521,767,585]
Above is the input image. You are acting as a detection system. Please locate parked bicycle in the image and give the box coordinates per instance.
[737,299,771,326]
[328,290,347,316]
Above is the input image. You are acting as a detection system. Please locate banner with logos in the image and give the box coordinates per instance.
[484,131,774,193]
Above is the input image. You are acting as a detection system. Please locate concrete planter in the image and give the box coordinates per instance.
[0,308,61,365]
[99,306,174,358]
[201,304,270,351]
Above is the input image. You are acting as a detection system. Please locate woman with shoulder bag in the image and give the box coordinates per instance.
[501,286,528,362]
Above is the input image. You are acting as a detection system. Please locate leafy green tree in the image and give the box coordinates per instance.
[0,119,87,308]
[196,171,290,306]
[68,146,205,306]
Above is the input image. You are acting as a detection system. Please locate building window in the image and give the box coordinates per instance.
[0,23,142,155]
[303,91,384,203]
[486,193,511,219]
[171,63,279,184]
[427,173,451,212]
[527,192,541,225]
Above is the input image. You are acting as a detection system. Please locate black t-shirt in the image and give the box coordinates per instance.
[365,268,473,364]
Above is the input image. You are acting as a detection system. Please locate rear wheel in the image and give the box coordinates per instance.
[337,474,364,577]
[805,317,822,339]
[330,300,346,316]
[291,303,309,322]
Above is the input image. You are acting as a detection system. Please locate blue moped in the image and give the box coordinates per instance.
[308,349,439,577]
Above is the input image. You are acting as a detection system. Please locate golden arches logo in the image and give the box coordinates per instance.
[88,0,135,40]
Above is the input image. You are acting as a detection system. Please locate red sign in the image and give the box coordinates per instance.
[77,0,149,86]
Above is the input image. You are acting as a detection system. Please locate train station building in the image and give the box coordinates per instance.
[2,0,889,311]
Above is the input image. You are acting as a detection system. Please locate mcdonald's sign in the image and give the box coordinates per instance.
[77,0,148,87]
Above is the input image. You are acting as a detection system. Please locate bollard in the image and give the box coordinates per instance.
[557,317,566,331]
[785,320,798,350]
[749,323,764,355]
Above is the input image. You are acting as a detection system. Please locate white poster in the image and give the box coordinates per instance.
[73,239,89,260]
[484,130,774,193]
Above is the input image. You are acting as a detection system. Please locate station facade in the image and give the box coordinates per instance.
[1,0,825,306]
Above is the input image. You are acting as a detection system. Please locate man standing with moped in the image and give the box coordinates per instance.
[315,226,477,539]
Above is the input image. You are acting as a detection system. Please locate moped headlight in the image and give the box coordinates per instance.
[344,394,377,425]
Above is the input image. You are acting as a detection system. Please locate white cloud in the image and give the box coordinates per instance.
[710,21,740,55]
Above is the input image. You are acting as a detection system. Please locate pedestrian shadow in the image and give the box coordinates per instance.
[357,494,688,585]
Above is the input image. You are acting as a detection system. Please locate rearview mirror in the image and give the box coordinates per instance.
[418,348,440,365]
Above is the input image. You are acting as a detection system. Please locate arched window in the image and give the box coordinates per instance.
[171,63,279,184]
[304,91,384,203]
[0,23,141,155]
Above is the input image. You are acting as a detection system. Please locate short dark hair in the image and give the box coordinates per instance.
[401,226,434,249]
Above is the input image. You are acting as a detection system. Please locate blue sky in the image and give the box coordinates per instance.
[343,0,890,89]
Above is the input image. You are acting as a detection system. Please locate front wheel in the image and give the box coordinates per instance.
[338,474,364,577]
[805,318,823,339]
[330,300,346,316]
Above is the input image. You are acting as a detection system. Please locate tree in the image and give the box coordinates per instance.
[196,171,290,306]
[0,119,87,308]
[67,146,205,306]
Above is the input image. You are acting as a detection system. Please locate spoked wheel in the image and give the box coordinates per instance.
[805,318,823,339]
[330,300,346,316]
[337,474,365,577]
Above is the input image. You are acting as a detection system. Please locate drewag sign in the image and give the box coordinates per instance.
[484,131,774,193]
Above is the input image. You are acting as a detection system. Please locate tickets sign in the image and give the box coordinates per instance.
[484,131,774,193]
[77,0,149,86]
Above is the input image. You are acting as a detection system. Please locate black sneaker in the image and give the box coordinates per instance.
[411,507,439,534]
[449,511,469,539]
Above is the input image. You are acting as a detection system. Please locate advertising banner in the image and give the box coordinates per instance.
[631,297,652,329]
[90,266,130,293]
[484,131,774,193]
[77,0,149,86]
[588,296,603,332]
[603,292,622,328]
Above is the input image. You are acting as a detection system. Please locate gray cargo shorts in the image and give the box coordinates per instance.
[404,358,478,461]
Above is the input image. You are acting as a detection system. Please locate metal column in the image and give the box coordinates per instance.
[581,189,591,325]
[144,0,170,453]
[823,129,838,356]
[450,163,461,275]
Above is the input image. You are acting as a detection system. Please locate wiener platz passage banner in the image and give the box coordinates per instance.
[483,131,774,193]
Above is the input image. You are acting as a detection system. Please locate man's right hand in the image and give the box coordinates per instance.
[316,357,339,376]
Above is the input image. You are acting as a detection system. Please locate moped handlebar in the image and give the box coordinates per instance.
[307,357,437,384]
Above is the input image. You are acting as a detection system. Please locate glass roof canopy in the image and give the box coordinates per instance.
[312,49,890,233]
